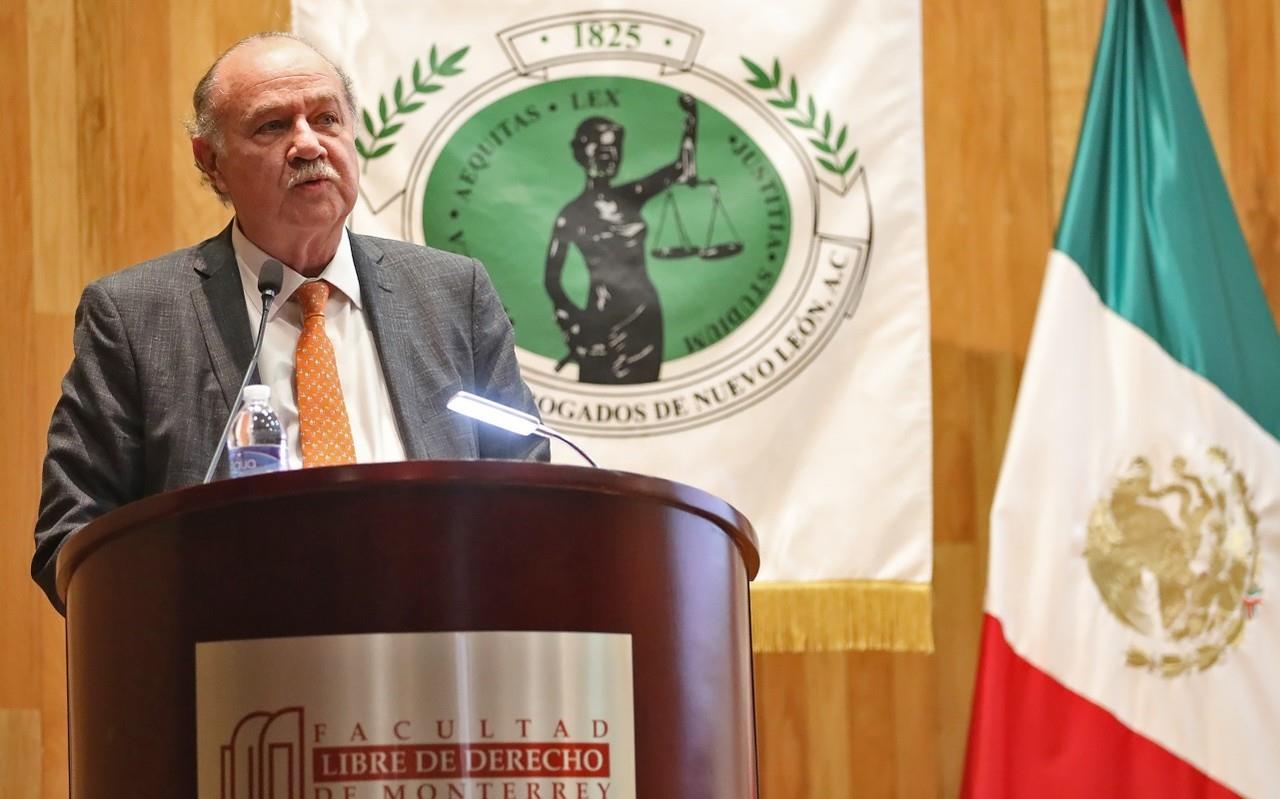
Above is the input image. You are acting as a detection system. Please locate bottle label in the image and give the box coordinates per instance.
[229,445,287,478]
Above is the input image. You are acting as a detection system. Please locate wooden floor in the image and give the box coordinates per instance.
[3,1,1279,796]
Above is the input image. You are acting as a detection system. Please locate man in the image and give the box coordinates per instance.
[32,33,547,613]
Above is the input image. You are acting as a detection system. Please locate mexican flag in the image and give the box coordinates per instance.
[963,0,1280,796]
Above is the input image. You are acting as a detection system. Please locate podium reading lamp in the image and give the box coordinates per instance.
[447,390,598,466]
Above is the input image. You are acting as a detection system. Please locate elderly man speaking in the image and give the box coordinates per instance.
[31,33,546,612]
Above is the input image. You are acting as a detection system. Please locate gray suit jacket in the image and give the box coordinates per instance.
[33,226,548,612]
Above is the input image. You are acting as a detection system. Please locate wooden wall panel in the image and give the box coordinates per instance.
[0,709,42,799]
[3,2,1278,798]
[4,3,65,798]
[755,652,940,797]
[0,0,40,718]
[28,0,83,314]
[75,0,177,288]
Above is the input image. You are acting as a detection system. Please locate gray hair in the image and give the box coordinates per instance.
[187,32,358,200]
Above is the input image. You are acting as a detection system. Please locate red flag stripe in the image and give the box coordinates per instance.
[962,615,1239,799]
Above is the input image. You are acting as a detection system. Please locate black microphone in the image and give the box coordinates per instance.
[202,259,286,483]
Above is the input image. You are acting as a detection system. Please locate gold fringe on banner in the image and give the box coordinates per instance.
[750,580,934,653]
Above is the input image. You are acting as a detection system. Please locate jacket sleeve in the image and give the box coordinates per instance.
[33,282,145,614]
[469,258,551,462]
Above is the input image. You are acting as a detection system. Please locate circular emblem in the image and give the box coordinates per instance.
[386,13,873,436]
[1085,447,1261,678]
[422,76,791,374]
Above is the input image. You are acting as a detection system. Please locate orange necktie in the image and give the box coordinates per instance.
[293,280,356,466]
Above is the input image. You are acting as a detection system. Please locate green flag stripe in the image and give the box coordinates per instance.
[1056,0,1280,439]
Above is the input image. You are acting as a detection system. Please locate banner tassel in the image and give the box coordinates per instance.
[750,580,934,653]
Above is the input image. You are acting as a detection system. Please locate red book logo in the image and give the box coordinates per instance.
[221,708,305,799]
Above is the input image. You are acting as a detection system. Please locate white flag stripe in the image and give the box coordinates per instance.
[989,250,1280,797]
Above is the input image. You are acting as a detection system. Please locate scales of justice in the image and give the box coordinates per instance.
[650,167,745,260]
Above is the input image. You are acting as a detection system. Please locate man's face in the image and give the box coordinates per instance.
[193,40,358,243]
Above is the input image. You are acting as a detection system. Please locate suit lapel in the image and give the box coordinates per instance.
[351,234,447,459]
[190,226,255,412]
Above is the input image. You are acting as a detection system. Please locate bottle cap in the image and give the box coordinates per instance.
[243,384,271,403]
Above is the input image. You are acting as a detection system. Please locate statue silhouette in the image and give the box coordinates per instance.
[544,94,697,384]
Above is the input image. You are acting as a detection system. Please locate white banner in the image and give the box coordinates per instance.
[294,1,931,640]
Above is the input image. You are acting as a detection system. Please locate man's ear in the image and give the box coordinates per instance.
[191,137,226,192]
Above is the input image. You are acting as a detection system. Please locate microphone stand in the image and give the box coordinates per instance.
[202,260,285,484]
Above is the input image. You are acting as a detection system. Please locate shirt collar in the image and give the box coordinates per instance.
[231,222,363,319]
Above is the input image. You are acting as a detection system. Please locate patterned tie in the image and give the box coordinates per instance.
[293,280,356,466]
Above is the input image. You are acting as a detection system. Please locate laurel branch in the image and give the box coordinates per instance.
[740,56,858,179]
[356,45,469,170]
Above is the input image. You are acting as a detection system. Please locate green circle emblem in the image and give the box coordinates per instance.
[422,76,791,379]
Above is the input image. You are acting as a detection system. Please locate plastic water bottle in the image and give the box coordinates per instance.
[227,384,288,478]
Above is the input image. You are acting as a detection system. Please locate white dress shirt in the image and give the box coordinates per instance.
[232,223,407,468]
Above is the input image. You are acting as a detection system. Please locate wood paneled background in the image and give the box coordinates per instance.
[2,1,1277,796]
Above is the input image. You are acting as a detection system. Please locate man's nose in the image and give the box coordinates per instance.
[288,117,326,162]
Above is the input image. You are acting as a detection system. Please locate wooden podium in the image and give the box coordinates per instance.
[57,461,759,798]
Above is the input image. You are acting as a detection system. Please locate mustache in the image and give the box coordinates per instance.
[287,160,341,187]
